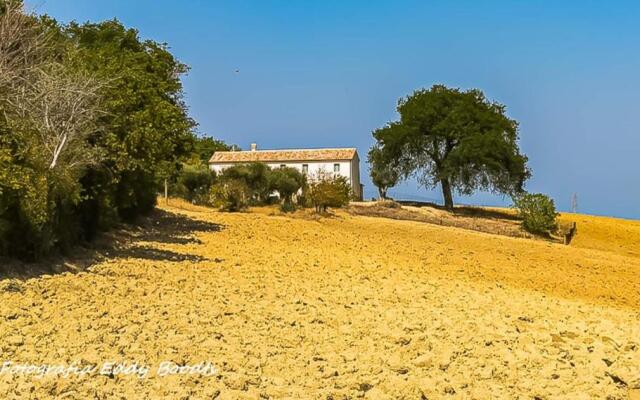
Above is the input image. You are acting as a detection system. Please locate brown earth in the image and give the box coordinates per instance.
[0,199,639,399]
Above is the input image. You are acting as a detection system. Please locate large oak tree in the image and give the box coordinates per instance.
[372,85,530,209]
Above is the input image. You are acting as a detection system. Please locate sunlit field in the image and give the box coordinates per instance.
[1,199,639,399]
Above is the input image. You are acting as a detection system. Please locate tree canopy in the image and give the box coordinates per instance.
[372,85,530,208]
[218,163,272,203]
[64,19,197,219]
[368,145,400,200]
[269,167,306,210]
[193,136,232,165]
[0,3,231,260]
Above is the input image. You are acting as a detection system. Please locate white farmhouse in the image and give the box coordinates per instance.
[209,143,363,200]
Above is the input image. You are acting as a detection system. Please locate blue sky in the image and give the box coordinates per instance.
[30,1,639,218]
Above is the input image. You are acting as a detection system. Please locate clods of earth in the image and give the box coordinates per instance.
[1,200,639,399]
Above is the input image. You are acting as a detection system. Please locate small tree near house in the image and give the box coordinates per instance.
[217,162,271,204]
[368,145,400,200]
[269,167,306,212]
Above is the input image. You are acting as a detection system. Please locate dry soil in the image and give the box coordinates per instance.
[1,200,639,399]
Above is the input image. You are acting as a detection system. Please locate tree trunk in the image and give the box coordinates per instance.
[378,187,387,200]
[440,178,454,209]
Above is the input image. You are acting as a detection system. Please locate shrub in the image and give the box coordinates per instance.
[207,183,226,209]
[296,194,310,208]
[513,193,558,234]
[210,179,250,212]
[308,172,352,213]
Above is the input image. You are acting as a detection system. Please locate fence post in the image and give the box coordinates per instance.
[164,179,168,205]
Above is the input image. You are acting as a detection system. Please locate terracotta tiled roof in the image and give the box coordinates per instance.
[209,148,358,164]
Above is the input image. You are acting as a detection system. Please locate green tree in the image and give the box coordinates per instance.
[269,167,305,211]
[175,163,215,203]
[193,135,231,165]
[0,8,199,260]
[513,193,558,235]
[219,163,271,203]
[0,2,107,258]
[64,19,196,220]
[372,85,530,209]
[368,145,400,200]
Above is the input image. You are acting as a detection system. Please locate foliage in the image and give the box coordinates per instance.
[307,172,352,213]
[268,167,306,211]
[210,163,277,211]
[175,163,215,203]
[193,135,231,165]
[64,19,196,220]
[206,183,226,209]
[513,193,558,234]
[210,179,250,212]
[0,4,200,260]
[218,163,271,203]
[0,2,102,258]
[371,84,530,209]
[368,145,400,200]
[279,201,297,213]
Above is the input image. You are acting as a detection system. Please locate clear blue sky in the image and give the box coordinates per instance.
[30,1,639,219]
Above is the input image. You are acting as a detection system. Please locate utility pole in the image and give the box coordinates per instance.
[570,193,578,213]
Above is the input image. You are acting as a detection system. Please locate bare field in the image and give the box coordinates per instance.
[1,200,639,399]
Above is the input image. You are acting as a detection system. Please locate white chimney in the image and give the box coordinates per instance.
[250,143,257,152]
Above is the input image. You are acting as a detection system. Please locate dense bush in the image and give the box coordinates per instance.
[308,172,352,213]
[206,183,225,209]
[0,3,198,260]
[268,167,306,212]
[209,179,250,212]
[513,193,558,234]
[209,164,306,212]
[174,163,215,204]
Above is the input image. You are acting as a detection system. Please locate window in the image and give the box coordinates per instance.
[302,164,309,173]
[333,163,340,173]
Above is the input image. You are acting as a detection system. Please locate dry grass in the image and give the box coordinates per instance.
[0,200,639,399]
[349,201,538,240]
[349,201,585,245]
